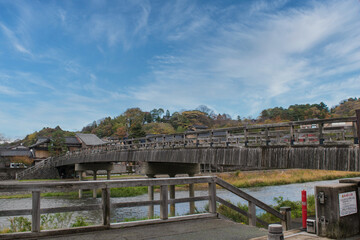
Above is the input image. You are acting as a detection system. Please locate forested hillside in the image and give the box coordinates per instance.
[331,98,360,117]
[10,97,360,146]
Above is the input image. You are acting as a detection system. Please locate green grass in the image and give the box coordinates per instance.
[217,169,360,188]
[217,195,316,228]
[19,179,62,182]
[108,187,148,197]
[83,174,143,180]
[0,187,148,199]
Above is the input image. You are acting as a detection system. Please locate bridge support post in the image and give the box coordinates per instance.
[93,170,97,198]
[169,174,176,217]
[78,171,83,199]
[106,170,111,180]
[189,174,195,214]
[147,174,155,219]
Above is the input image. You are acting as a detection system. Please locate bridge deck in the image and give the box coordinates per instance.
[35,218,268,240]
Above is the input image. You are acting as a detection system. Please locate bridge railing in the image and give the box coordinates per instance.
[61,117,358,159]
[0,176,290,239]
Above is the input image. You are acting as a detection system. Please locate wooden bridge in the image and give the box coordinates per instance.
[0,176,291,239]
[17,116,360,179]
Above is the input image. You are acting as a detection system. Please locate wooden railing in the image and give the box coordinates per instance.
[0,176,290,239]
[63,117,358,158]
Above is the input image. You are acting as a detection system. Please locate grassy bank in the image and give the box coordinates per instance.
[216,169,360,188]
[0,187,148,199]
[218,195,315,227]
[2,169,360,199]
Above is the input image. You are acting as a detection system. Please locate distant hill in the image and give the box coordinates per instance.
[22,126,75,146]
[4,97,359,147]
[331,97,360,117]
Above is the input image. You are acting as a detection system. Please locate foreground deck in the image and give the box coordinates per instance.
[33,218,268,240]
[24,217,360,240]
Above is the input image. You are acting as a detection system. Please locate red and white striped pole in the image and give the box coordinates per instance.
[302,190,307,230]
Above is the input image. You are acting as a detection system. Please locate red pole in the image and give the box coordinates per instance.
[302,190,307,230]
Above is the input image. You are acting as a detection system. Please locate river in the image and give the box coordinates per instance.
[0,178,340,229]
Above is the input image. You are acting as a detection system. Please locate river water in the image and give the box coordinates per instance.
[0,178,340,229]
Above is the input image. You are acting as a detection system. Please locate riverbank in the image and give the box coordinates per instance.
[216,169,360,188]
[1,169,359,199]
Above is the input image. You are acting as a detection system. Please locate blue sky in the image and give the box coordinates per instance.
[1,0,360,139]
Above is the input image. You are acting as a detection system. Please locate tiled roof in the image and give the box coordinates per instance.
[76,133,107,146]
[0,149,31,157]
[64,137,81,145]
[30,136,81,148]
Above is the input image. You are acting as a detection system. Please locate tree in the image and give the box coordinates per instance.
[114,126,127,139]
[196,105,213,116]
[164,110,171,121]
[150,108,164,122]
[124,108,145,126]
[48,130,67,156]
[144,112,153,124]
[129,123,146,138]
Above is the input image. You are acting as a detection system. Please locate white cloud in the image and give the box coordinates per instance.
[0,22,32,55]
[130,0,360,116]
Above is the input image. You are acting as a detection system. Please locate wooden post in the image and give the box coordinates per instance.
[353,122,358,144]
[244,127,248,147]
[290,125,295,146]
[319,123,324,145]
[169,174,176,217]
[147,174,155,219]
[265,127,270,146]
[102,188,110,227]
[210,130,213,147]
[189,174,195,214]
[32,191,41,232]
[160,185,168,220]
[107,170,111,180]
[208,180,216,214]
[225,130,229,147]
[248,201,256,226]
[280,206,291,230]
[78,171,83,199]
[93,170,97,198]
[356,109,360,146]
[169,185,175,216]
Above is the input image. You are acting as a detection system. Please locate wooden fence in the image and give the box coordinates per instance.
[0,176,290,239]
[67,117,358,156]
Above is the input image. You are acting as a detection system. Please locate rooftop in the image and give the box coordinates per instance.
[76,133,107,146]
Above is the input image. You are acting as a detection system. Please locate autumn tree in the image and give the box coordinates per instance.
[48,129,67,156]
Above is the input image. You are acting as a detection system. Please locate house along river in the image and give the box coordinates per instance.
[0,178,341,229]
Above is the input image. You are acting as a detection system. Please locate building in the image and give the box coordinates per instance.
[75,133,107,147]
[0,145,32,180]
[30,133,106,163]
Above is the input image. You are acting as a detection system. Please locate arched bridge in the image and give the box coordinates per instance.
[18,115,360,179]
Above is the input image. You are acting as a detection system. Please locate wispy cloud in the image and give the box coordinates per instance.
[131,0,360,116]
[0,22,31,55]
[1,0,360,138]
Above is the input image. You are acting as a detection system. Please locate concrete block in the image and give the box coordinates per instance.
[315,183,359,238]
